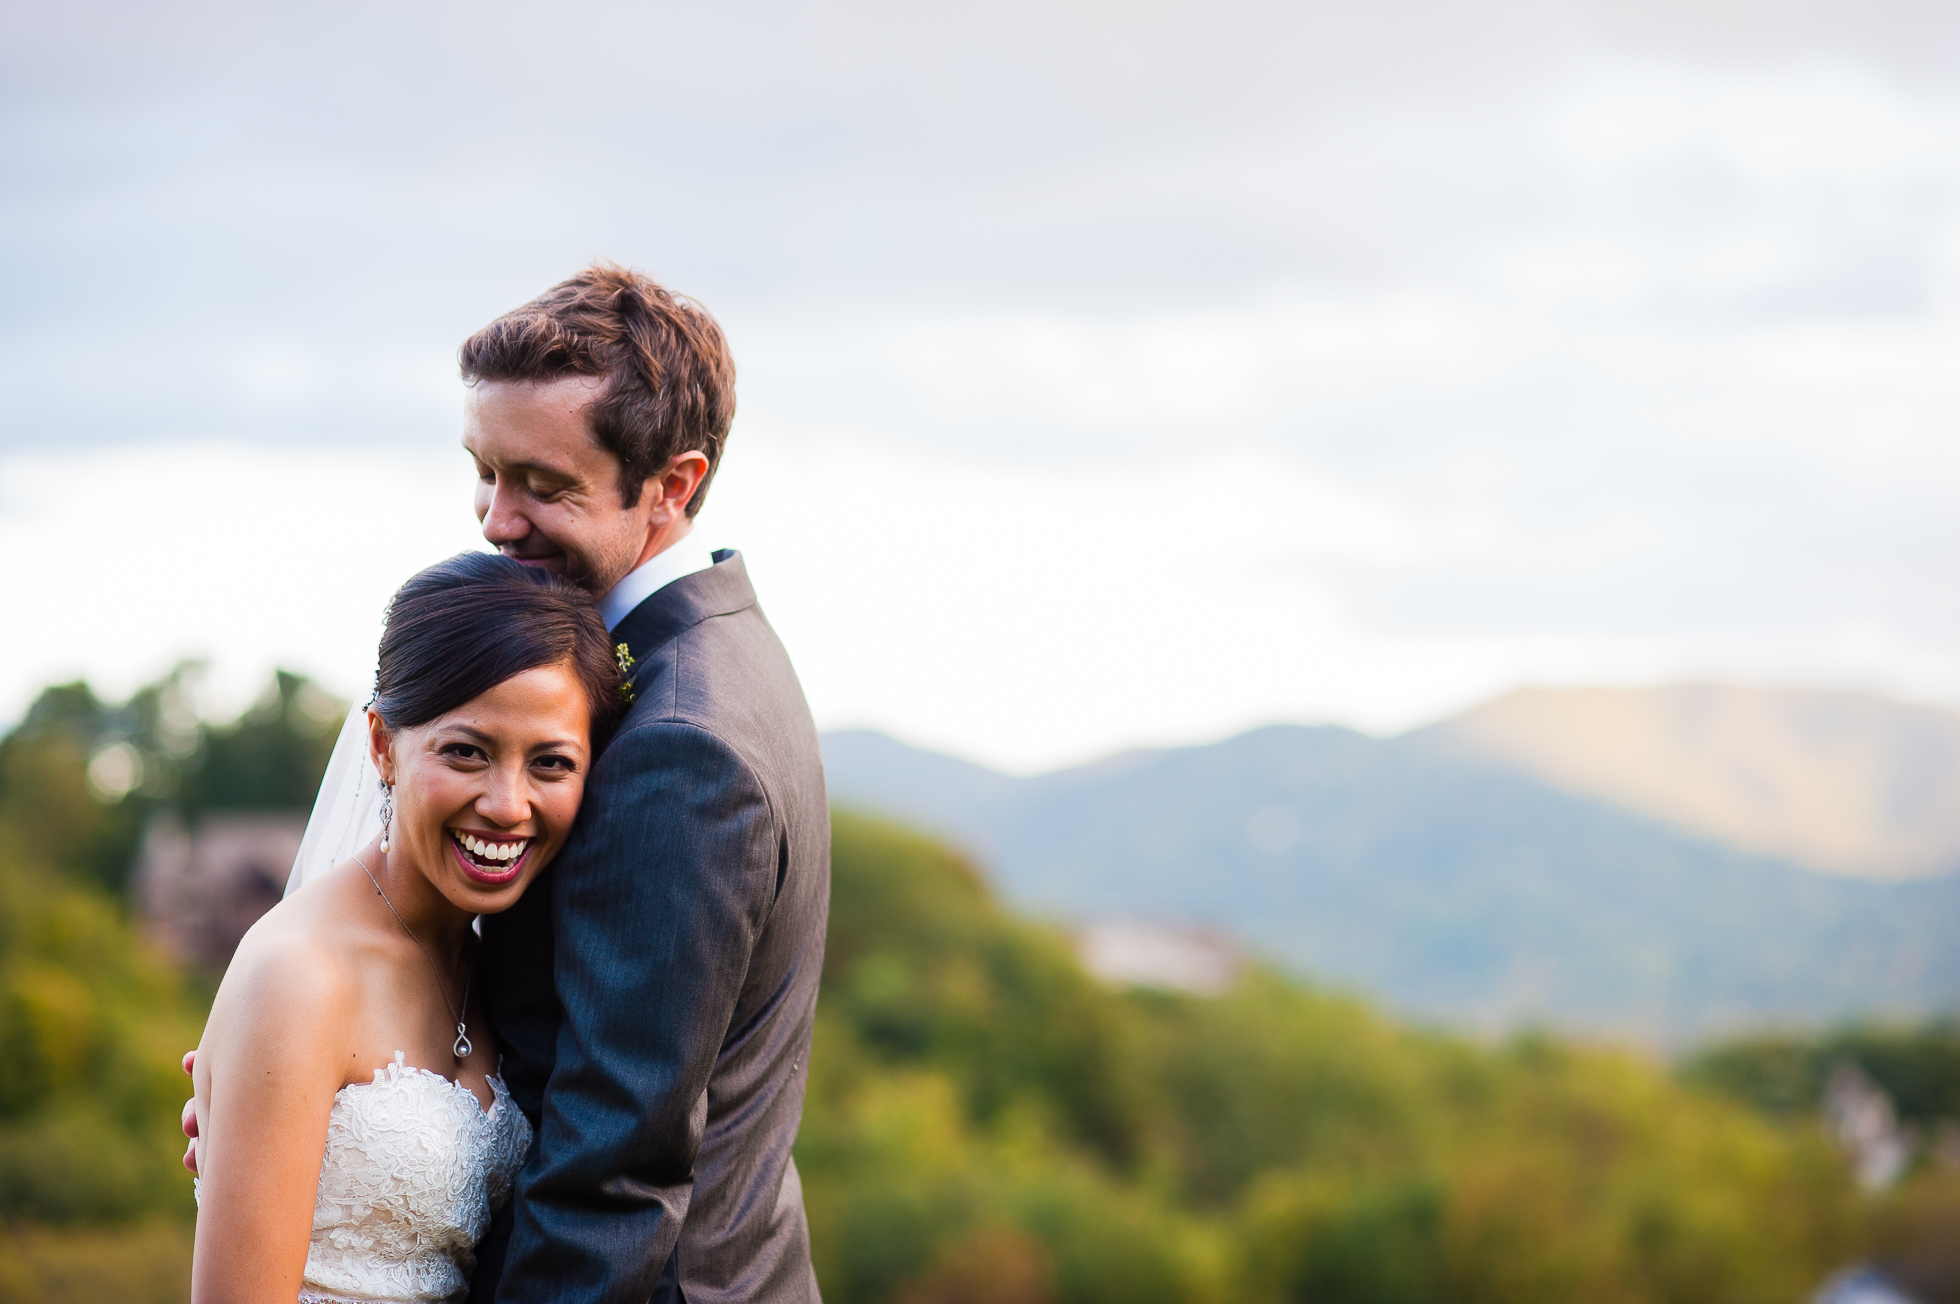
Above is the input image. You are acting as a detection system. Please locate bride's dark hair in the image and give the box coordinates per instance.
[372,553,624,744]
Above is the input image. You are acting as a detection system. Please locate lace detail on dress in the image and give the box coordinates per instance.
[298,1052,531,1304]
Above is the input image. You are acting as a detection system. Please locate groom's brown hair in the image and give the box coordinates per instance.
[459,263,736,517]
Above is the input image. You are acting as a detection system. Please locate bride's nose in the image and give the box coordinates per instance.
[476,762,532,827]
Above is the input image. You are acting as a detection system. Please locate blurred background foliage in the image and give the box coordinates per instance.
[0,666,340,894]
[803,814,1958,1304]
[1683,1025,1960,1128]
[0,674,1951,1302]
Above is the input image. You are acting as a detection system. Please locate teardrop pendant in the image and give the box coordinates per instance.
[453,1023,472,1059]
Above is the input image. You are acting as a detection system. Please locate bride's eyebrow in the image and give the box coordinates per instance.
[434,724,580,753]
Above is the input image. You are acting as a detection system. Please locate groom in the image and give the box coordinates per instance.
[458,266,828,1303]
[448,266,828,1303]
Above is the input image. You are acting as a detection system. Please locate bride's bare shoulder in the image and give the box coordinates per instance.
[206,868,367,1039]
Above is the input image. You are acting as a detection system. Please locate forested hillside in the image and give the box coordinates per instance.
[0,675,1953,1301]
[822,725,1960,1039]
[0,681,217,1300]
[802,812,1960,1304]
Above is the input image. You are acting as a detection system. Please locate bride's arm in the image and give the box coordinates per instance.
[189,930,351,1304]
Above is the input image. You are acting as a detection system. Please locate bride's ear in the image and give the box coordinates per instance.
[366,707,397,785]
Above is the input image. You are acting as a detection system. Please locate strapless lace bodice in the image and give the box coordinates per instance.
[301,1052,531,1304]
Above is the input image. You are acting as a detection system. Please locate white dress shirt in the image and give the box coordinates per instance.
[598,536,717,631]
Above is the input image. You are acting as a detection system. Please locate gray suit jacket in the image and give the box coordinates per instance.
[474,551,828,1304]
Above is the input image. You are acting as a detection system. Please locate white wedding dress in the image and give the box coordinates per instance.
[301,1053,532,1304]
[201,1052,531,1304]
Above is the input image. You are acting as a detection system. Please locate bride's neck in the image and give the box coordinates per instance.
[362,843,474,958]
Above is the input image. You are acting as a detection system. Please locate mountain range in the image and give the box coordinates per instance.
[821,685,1960,1043]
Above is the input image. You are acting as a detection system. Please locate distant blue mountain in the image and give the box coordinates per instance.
[821,723,1960,1042]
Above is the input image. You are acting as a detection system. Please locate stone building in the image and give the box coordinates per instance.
[133,812,303,971]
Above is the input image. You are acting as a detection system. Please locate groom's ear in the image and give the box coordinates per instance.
[642,449,711,524]
[366,708,397,784]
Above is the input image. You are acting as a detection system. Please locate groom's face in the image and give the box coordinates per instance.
[463,376,655,595]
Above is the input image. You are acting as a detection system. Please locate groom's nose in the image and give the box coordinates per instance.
[480,482,533,547]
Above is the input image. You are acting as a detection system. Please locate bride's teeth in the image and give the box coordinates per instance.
[449,830,529,864]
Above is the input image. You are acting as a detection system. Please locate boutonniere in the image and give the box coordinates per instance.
[615,643,637,704]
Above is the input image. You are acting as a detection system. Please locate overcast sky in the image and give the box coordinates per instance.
[5,0,1960,770]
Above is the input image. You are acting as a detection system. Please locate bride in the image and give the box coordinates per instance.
[188,552,622,1304]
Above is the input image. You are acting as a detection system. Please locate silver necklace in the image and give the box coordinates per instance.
[354,852,474,1060]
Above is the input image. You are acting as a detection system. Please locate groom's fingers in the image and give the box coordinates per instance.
[180,1050,202,1174]
[181,1096,201,1175]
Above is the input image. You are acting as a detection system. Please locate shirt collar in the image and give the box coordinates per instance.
[598,536,718,631]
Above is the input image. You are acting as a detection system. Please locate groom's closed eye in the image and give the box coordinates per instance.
[522,468,581,499]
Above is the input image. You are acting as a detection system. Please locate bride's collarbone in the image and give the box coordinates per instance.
[341,982,498,1109]
[314,886,496,1105]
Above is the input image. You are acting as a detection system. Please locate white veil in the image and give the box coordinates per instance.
[287,704,385,896]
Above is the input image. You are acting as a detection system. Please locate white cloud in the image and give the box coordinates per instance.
[9,5,1960,771]
[1552,60,1960,185]
[699,428,1960,769]
[878,295,1540,435]
[0,445,483,722]
[3,420,1957,774]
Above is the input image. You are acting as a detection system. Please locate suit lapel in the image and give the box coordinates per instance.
[610,550,756,703]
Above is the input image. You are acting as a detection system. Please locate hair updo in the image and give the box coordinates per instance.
[371,553,624,746]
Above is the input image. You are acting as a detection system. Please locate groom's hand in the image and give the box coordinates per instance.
[181,1049,199,1174]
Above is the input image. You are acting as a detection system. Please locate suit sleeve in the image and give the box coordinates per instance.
[495,720,779,1303]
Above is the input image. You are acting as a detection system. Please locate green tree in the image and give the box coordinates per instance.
[802,813,1868,1304]
[0,667,342,894]
[0,835,202,1224]
[1684,1021,1960,1125]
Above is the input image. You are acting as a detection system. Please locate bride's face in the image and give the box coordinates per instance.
[370,662,592,915]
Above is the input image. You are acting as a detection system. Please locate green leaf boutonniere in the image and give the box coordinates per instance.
[615,642,637,705]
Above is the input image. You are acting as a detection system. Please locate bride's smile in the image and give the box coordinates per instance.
[448,828,532,882]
